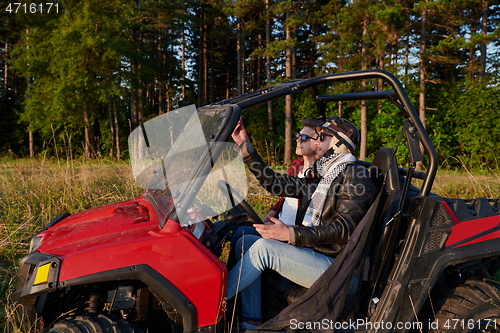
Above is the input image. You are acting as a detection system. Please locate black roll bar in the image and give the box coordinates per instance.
[221,69,437,197]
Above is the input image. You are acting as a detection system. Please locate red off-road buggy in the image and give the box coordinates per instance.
[13,70,500,332]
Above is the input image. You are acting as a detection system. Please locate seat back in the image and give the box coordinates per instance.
[370,147,401,193]
[367,147,404,297]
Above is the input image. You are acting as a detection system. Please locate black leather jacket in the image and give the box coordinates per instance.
[244,151,377,258]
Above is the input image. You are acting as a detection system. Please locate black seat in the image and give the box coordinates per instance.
[370,147,401,194]
[367,147,404,297]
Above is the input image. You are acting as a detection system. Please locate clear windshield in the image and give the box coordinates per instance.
[128,105,247,226]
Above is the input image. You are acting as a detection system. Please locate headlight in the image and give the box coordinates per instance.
[29,235,43,253]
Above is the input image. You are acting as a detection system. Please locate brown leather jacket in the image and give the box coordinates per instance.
[244,151,377,258]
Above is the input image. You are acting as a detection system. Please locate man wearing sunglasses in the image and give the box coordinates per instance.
[262,126,318,226]
[227,116,377,331]
[227,125,319,269]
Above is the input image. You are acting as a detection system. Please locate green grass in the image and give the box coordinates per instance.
[0,158,499,331]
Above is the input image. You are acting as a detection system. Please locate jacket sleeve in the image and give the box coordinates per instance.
[290,164,377,251]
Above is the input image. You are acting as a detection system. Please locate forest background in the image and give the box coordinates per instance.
[1,0,500,169]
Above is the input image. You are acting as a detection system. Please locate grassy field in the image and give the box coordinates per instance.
[0,158,143,332]
[0,158,499,331]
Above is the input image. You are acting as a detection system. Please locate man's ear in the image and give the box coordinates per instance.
[329,137,342,153]
[331,139,349,154]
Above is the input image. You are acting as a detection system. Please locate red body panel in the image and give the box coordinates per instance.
[36,198,226,328]
[442,202,500,248]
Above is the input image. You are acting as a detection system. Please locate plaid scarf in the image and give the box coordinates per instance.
[309,150,356,226]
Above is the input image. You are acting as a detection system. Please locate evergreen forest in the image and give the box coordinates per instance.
[1,0,500,169]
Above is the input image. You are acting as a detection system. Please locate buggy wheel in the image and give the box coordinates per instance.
[43,314,143,333]
[431,278,500,333]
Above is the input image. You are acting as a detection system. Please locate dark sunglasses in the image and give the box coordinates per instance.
[295,132,317,142]
[318,132,333,142]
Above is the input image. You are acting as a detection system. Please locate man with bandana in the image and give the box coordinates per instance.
[227,117,378,331]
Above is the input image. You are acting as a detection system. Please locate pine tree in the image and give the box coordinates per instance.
[12,0,135,158]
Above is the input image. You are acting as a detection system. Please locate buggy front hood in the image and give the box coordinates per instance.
[34,198,157,258]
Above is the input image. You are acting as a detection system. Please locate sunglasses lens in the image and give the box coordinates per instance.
[295,133,309,142]
[319,133,332,142]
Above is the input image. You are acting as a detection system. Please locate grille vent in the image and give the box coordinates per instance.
[430,204,453,227]
[423,232,448,254]
[422,203,453,254]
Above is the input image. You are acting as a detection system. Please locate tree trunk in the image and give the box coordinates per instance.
[158,34,165,115]
[359,17,368,161]
[109,99,115,159]
[130,27,141,131]
[226,67,230,99]
[210,35,215,103]
[469,20,478,80]
[257,27,262,91]
[181,29,186,100]
[90,115,99,159]
[284,94,293,165]
[26,30,35,158]
[83,102,99,160]
[130,87,138,131]
[114,98,121,160]
[166,83,171,112]
[83,104,91,159]
[203,22,209,104]
[417,0,428,170]
[198,4,205,106]
[29,131,35,158]
[419,1,427,130]
[405,33,410,77]
[237,18,244,95]
[360,98,367,160]
[137,62,145,124]
[159,83,164,115]
[267,101,276,166]
[3,42,7,94]
[130,28,143,131]
[479,0,488,81]
[284,12,293,165]
[266,0,276,166]
[137,86,144,124]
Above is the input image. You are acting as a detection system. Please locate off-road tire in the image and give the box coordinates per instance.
[431,278,500,332]
[43,314,143,333]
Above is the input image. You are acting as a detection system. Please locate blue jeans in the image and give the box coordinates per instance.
[224,226,260,269]
[232,225,260,242]
[226,235,335,321]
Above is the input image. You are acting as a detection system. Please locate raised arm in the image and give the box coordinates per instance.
[231,119,316,199]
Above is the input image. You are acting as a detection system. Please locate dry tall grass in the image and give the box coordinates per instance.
[0,158,142,332]
[0,157,498,332]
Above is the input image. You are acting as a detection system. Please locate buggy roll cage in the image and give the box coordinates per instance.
[216,69,437,197]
